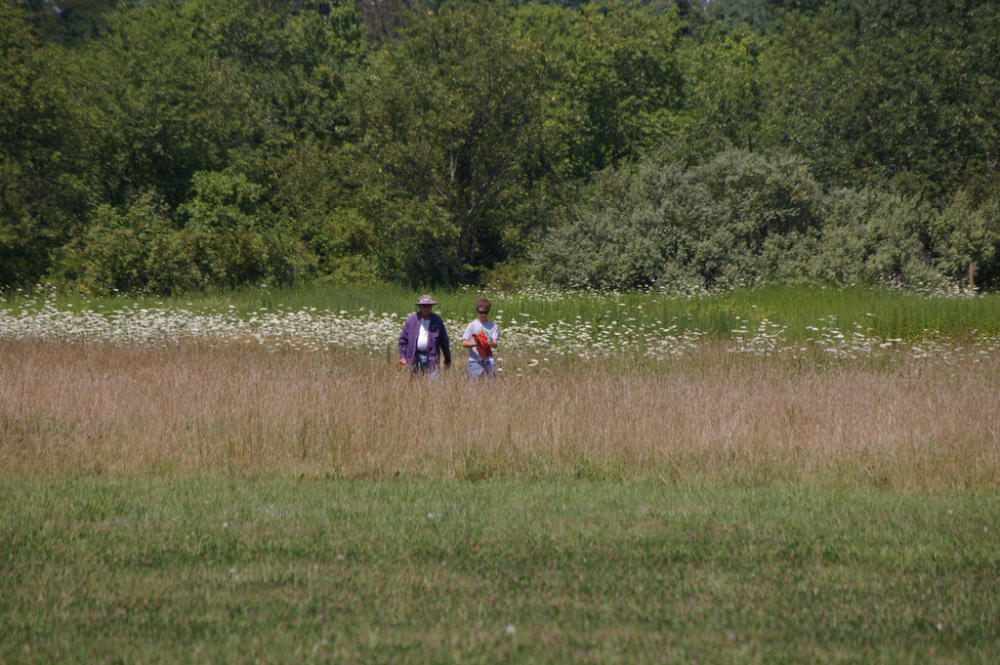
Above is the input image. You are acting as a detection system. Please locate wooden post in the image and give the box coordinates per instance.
[968,262,975,291]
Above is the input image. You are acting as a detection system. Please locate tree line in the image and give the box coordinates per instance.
[2,0,999,294]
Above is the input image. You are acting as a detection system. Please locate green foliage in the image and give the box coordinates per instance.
[77,166,372,295]
[79,192,206,295]
[518,1,685,176]
[350,1,687,286]
[21,0,118,47]
[3,0,1000,294]
[1,2,95,287]
[702,0,835,34]
[814,188,1000,289]
[264,145,378,286]
[757,2,1000,195]
[536,149,824,288]
[82,0,253,209]
[537,148,1000,290]
[178,170,304,289]
[204,0,365,145]
[674,25,769,160]
[928,193,1000,289]
[354,1,549,284]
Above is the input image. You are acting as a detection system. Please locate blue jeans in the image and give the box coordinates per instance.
[467,358,496,379]
[413,352,440,379]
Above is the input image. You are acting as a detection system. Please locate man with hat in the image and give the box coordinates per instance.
[398,295,451,376]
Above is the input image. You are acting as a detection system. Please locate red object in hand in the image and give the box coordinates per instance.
[473,330,492,358]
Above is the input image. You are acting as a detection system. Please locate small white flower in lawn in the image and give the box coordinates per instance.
[984,527,988,532]
[428,513,435,519]
[948,510,953,515]
[222,522,228,528]
[937,622,944,631]
[337,554,345,560]
[506,624,516,635]
[229,567,236,574]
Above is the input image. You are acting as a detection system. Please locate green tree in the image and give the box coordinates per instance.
[82,0,253,209]
[68,0,372,293]
[673,24,769,161]
[204,0,365,147]
[702,0,836,34]
[21,0,118,47]
[178,170,306,288]
[760,1,1000,196]
[518,0,685,177]
[354,1,548,283]
[1,1,95,288]
[200,0,372,285]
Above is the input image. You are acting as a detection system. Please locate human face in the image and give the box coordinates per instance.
[419,304,434,318]
[477,308,489,322]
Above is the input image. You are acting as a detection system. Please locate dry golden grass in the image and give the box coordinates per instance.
[2,339,998,490]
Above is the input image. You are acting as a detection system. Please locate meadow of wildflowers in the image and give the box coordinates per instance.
[2,283,999,366]
[3,283,1000,486]
[3,283,1000,662]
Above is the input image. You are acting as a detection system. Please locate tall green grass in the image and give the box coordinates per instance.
[652,285,1000,339]
[5,283,1000,341]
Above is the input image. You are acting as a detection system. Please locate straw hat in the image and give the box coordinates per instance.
[416,294,438,306]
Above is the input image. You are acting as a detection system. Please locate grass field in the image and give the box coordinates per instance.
[2,480,999,664]
[2,284,1000,662]
[2,340,999,488]
[5,283,1000,342]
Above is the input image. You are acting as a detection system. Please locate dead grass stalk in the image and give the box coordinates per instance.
[2,340,998,490]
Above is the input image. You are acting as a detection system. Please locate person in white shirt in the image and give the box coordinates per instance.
[461,298,499,379]
[398,294,451,377]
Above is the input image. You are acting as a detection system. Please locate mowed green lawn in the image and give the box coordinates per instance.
[2,479,998,663]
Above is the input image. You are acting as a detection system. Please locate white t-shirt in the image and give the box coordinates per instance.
[462,320,499,361]
[417,316,431,352]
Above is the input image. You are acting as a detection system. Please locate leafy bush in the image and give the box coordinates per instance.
[929,192,1000,289]
[179,170,306,289]
[814,188,1000,289]
[80,193,206,295]
[536,148,1000,291]
[810,187,940,287]
[80,171,317,295]
[534,149,824,288]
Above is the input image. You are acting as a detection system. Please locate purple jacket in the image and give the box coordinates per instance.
[398,312,451,370]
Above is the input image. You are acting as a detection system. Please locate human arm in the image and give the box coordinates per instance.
[438,317,451,366]
[468,333,498,349]
[398,316,410,365]
[461,321,476,348]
